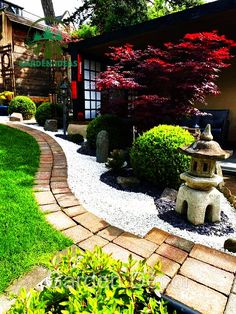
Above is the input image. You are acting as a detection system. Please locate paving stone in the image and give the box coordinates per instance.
[62,205,87,217]
[145,228,169,245]
[147,253,180,277]
[232,277,236,294]
[63,225,93,243]
[156,243,188,264]
[0,295,15,313]
[51,176,67,182]
[165,235,194,253]
[224,293,236,314]
[166,275,227,314]
[34,191,55,205]
[6,266,50,295]
[52,169,67,177]
[102,243,143,263]
[51,181,69,189]
[180,257,234,295]
[78,235,109,251]
[155,275,171,293]
[51,187,71,194]
[36,172,51,180]
[55,193,80,208]
[46,211,76,231]
[35,179,50,185]
[97,226,123,241]
[33,185,50,192]
[74,212,109,233]
[190,244,236,273]
[114,232,158,259]
[40,203,61,213]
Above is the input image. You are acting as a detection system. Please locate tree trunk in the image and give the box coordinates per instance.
[41,0,55,25]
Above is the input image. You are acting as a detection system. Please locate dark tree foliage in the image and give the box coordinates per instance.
[65,0,148,33]
[97,31,236,130]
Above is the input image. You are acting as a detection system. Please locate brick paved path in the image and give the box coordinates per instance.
[6,123,236,314]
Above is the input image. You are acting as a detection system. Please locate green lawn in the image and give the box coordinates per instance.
[0,124,72,293]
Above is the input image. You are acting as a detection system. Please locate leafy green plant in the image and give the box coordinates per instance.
[35,102,63,127]
[86,114,132,151]
[130,125,194,188]
[72,24,99,39]
[67,133,84,144]
[8,96,36,119]
[106,149,127,173]
[9,246,170,313]
[35,102,53,126]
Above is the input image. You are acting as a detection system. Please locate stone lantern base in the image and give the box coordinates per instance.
[176,184,222,225]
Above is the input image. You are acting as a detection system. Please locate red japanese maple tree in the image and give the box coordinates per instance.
[97,31,236,130]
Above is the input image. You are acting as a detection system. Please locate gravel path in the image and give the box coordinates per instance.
[2,118,236,253]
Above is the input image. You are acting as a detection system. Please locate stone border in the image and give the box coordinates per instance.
[1,123,236,314]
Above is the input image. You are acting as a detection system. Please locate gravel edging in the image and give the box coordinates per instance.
[10,121,236,254]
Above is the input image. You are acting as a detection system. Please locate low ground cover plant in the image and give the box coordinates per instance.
[8,96,36,119]
[9,247,170,313]
[0,125,71,293]
[130,125,194,188]
[0,91,14,105]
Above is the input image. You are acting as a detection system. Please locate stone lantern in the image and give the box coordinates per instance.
[176,124,231,225]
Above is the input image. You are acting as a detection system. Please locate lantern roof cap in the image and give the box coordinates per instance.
[179,124,232,160]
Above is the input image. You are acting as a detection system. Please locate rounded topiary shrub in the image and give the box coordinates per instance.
[35,102,53,126]
[8,96,36,120]
[86,114,131,151]
[130,125,194,188]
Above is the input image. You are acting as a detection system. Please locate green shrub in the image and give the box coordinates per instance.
[67,133,84,144]
[72,24,99,39]
[35,102,53,126]
[35,102,64,127]
[8,96,36,119]
[130,125,194,189]
[86,114,131,151]
[106,149,127,173]
[9,247,169,313]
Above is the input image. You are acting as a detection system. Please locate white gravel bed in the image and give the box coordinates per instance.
[1,118,236,254]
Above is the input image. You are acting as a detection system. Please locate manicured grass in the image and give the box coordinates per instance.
[0,124,72,293]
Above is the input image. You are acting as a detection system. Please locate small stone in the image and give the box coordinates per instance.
[44,119,58,132]
[160,188,177,202]
[9,112,23,122]
[224,238,236,253]
[117,176,140,188]
[96,130,109,163]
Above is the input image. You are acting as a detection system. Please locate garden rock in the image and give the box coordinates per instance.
[96,130,109,163]
[67,123,87,138]
[224,238,236,253]
[44,119,58,132]
[117,176,140,189]
[160,188,177,202]
[9,112,23,122]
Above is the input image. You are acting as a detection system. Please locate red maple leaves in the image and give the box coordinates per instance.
[96,31,236,130]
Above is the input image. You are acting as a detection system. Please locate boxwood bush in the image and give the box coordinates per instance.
[8,96,36,120]
[86,114,131,151]
[130,125,194,189]
[9,247,169,313]
[35,102,63,127]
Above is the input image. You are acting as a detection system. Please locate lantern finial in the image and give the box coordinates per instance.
[200,124,213,141]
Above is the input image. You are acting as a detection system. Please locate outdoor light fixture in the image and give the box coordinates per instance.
[60,79,69,136]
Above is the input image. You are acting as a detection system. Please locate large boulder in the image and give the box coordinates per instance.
[67,123,88,138]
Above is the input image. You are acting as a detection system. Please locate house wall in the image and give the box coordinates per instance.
[197,58,236,143]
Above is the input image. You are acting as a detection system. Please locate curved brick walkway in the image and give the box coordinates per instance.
[3,123,236,314]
